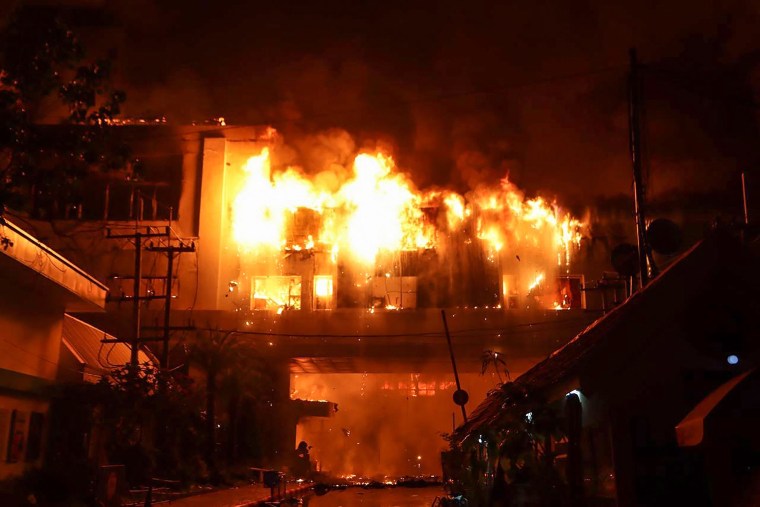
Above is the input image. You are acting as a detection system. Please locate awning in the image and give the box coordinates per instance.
[0,219,107,311]
[675,369,754,447]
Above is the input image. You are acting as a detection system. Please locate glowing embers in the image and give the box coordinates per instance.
[251,276,302,312]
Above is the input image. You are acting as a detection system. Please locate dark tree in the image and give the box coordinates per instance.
[0,7,136,219]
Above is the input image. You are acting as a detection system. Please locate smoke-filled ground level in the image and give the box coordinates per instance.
[293,372,506,478]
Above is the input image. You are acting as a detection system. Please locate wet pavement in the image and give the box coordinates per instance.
[165,481,312,507]
[306,487,444,506]
[161,483,444,507]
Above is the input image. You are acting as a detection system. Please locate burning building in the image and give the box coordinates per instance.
[19,123,607,477]
[211,129,585,315]
[182,126,597,475]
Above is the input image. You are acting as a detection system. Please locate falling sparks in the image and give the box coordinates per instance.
[528,273,545,292]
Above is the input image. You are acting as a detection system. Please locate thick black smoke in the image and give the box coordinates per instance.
[4,0,759,220]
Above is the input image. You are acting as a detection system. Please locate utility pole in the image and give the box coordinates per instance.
[741,171,750,225]
[146,242,196,368]
[441,310,468,424]
[107,227,171,367]
[132,231,141,367]
[628,48,654,287]
[105,227,195,370]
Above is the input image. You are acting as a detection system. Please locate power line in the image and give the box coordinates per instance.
[192,315,592,340]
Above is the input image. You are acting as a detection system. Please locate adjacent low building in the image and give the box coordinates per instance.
[450,226,760,506]
[0,218,108,479]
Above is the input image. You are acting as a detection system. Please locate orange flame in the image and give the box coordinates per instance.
[230,141,585,308]
[340,153,433,264]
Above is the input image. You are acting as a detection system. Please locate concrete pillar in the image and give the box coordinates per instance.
[196,137,227,310]
[178,131,203,236]
[269,358,296,468]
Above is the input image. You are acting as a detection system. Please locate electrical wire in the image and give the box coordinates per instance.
[193,315,592,340]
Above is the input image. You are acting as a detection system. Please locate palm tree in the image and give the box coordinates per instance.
[188,329,240,477]
[188,328,271,474]
[219,346,269,464]
[480,349,510,384]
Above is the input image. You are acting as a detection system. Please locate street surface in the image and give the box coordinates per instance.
[306,487,444,506]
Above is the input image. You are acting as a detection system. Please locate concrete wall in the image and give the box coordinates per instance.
[196,135,270,311]
[0,292,65,479]
[0,396,49,480]
[0,292,64,382]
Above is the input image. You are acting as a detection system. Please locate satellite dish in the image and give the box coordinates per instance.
[611,243,639,277]
[647,218,682,255]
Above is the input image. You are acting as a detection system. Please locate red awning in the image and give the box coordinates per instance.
[675,369,754,447]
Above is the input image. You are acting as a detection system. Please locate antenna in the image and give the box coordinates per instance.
[628,48,656,286]
[742,171,749,225]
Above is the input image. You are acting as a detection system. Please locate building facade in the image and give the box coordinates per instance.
[0,219,107,480]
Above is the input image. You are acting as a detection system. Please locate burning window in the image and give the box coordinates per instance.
[556,275,586,310]
[251,276,302,312]
[415,380,437,397]
[380,375,442,397]
[502,275,518,309]
[314,275,334,310]
[371,275,417,309]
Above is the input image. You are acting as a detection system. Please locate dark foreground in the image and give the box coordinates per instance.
[306,486,445,506]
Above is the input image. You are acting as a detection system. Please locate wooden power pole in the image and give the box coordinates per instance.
[105,226,195,370]
[628,48,655,287]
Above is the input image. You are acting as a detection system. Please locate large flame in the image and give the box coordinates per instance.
[469,177,583,268]
[230,141,584,309]
[232,148,434,262]
[232,148,332,250]
[340,153,434,264]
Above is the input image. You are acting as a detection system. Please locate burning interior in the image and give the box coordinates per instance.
[290,372,501,477]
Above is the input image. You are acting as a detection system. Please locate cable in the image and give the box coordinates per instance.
[188,249,200,312]
[194,315,592,339]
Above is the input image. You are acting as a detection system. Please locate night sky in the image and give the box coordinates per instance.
[3,0,759,215]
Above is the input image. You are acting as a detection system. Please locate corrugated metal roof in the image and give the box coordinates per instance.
[63,314,152,381]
